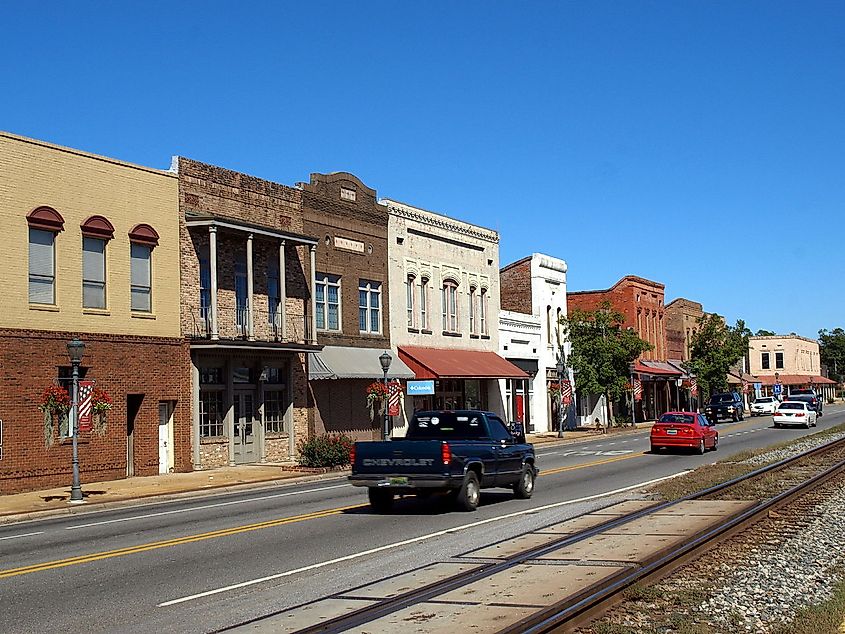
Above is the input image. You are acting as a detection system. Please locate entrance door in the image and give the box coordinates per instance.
[158,401,173,474]
[233,391,257,464]
[126,394,144,477]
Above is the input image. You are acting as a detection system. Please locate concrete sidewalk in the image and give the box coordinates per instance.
[0,423,653,524]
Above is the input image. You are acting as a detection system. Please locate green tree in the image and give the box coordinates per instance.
[560,302,652,420]
[819,328,845,383]
[686,314,750,400]
[755,329,776,336]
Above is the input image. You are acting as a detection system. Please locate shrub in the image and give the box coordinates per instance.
[297,433,354,468]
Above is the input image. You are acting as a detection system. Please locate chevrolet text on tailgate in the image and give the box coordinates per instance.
[349,410,538,512]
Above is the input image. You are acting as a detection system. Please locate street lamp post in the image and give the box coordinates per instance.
[379,351,392,441]
[556,352,565,438]
[67,338,86,504]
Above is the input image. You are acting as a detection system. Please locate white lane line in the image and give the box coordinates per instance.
[65,484,351,530]
[0,531,44,541]
[158,471,692,607]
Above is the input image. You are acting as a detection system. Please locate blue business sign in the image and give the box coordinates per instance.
[407,380,435,395]
[773,383,782,395]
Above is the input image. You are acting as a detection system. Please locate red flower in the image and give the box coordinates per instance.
[366,381,389,398]
[39,385,70,413]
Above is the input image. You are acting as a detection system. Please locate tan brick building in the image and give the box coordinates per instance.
[747,335,836,400]
[177,158,319,468]
[665,298,703,362]
[299,173,413,441]
[0,131,191,493]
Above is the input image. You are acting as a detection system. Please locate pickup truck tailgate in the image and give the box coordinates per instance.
[352,440,446,475]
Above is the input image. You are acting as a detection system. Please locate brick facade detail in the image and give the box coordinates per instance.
[499,256,533,314]
[665,298,704,361]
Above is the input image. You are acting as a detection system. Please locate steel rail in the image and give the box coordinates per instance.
[216,434,845,634]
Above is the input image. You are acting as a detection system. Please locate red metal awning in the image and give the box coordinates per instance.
[756,374,836,386]
[633,362,681,376]
[398,346,529,380]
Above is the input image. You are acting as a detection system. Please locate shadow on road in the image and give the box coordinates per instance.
[342,490,519,516]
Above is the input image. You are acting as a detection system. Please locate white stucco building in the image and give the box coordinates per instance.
[382,199,529,434]
[499,254,571,433]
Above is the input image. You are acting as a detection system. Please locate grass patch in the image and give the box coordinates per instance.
[623,583,662,602]
[770,572,845,634]
[649,421,845,501]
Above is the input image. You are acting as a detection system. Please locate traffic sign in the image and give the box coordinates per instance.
[773,383,782,395]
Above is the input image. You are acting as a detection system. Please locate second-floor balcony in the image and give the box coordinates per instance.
[189,306,313,344]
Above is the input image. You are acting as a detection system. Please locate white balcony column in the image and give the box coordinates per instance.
[309,244,317,344]
[247,232,255,341]
[209,226,219,340]
[278,240,287,340]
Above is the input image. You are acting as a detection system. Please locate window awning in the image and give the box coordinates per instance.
[398,346,529,379]
[756,374,836,386]
[634,361,682,377]
[308,346,415,380]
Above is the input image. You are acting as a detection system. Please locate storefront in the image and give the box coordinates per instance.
[503,359,538,431]
[397,346,528,423]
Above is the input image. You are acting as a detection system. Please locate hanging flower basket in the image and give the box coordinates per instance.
[38,385,70,448]
[548,381,562,404]
[92,387,112,436]
[365,381,389,419]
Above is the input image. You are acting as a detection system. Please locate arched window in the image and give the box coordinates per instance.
[442,279,458,333]
[80,216,114,309]
[556,307,562,346]
[406,274,416,328]
[26,207,65,305]
[480,288,488,335]
[419,277,429,330]
[469,286,477,334]
[129,224,159,313]
[546,306,553,344]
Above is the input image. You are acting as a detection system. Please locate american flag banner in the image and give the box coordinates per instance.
[690,378,698,397]
[388,380,402,417]
[633,378,643,402]
[560,380,573,405]
[742,379,749,394]
[78,380,95,433]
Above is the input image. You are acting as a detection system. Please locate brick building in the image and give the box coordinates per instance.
[299,173,413,441]
[567,275,681,421]
[665,298,703,362]
[0,132,191,493]
[177,158,319,469]
[499,254,570,433]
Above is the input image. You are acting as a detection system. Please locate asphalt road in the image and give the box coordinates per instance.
[1,405,843,634]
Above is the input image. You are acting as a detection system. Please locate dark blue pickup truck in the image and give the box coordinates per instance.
[349,410,538,512]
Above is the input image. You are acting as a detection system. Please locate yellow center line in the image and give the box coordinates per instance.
[0,451,648,580]
[0,504,364,580]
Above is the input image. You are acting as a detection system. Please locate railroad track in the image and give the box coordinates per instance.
[220,434,845,634]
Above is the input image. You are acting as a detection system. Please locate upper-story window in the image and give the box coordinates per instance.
[199,250,211,320]
[406,274,416,328]
[775,352,784,369]
[234,253,248,331]
[546,306,553,344]
[267,259,280,325]
[316,273,341,331]
[761,352,770,370]
[469,286,477,334]
[555,307,562,346]
[27,206,64,306]
[359,279,381,334]
[481,288,489,335]
[81,216,114,310]
[128,224,158,314]
[441,280,458,333]
[420,277,429,331]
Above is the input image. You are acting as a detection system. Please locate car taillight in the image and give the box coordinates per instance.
[795,412,805,417]
[350,445,355,464]
[441,442,451,465]
[682,427,693,434]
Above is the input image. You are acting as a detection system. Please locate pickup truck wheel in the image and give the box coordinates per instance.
[368,488,394,512]
[513,465,535,499]
[455,472,480,511]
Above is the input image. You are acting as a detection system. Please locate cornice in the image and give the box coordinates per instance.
[381,199,499,244]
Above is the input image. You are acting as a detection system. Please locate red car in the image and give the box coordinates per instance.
[650,411,719,454]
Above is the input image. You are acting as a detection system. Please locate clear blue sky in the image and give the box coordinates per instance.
[3,2,842,339]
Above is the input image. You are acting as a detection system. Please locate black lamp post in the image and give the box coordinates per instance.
[556,352,565,438]
[67,338,85,503]
[379,351,392,440]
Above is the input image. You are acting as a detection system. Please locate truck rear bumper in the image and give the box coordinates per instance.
[348,475,456,489]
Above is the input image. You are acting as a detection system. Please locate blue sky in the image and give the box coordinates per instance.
[3,1,842,338]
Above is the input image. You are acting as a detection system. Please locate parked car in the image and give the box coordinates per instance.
[349,410,537,512]
[650,411,718,454]
[750,396,779,416]
[787,390,824,416]
[773,401,817,428]
[704,392,745,422]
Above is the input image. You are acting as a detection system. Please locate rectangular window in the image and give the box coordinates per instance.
[130,243,152,312]
[29,228,56,304]
[199,255,211,320]
[315,274,341,331]
[264,388,288,434]
[234,254,247,332]
[775,352,784,369]
[82,237,106,309]
[761,352,770,370]
[199,391,225,437]
[200,367,223,385]
[267,259,280,325]
[359,280,381,334]
[420,278,428,330]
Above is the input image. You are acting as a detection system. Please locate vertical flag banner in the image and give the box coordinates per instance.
[690,378,698,397]
[633,378,643,402]
[742,379,749,394]
[561,380,573,405]
[78,381,95,432]
[388,380,402,417]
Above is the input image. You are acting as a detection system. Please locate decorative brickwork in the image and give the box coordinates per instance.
[500,256,533,314]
